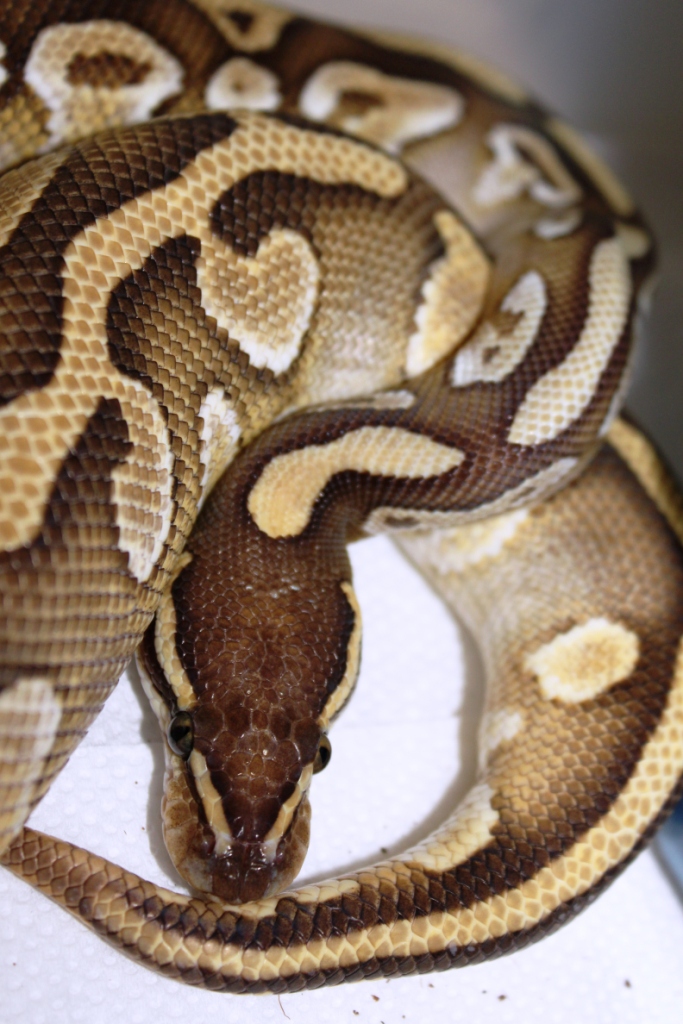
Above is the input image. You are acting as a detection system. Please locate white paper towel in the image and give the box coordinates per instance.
[2,536,683,1024]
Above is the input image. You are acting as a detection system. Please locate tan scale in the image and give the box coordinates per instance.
[406,210,491,376]
[0,0,674,997]
[508,237,631,446]
[247,426,466,539]
[451,269,547,386]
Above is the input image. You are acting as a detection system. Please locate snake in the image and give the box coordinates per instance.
[0,0,682,996]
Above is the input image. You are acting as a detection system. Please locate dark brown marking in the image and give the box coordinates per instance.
[337,89,384,118]
[227,10,254,34]
[66,51,152,88]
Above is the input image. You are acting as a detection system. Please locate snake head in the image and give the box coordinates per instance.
[136,548,353,903]
[158,698,323,903]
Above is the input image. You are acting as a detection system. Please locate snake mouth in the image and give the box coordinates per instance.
[170,793,312,903]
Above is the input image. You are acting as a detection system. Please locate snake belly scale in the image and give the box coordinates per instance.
[0,0,681,994]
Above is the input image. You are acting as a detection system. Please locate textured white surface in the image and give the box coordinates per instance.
[2,536,683,1024]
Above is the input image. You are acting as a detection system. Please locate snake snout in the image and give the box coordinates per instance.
[170,793,312,903]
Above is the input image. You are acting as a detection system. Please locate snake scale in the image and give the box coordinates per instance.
[0,0,682,995]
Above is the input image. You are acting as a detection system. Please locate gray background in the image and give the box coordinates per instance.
[296,0,683,476]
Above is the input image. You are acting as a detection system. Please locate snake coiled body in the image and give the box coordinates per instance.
[0,0,681,994]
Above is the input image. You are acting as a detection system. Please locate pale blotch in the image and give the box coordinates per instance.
[112,383,174,583]
[197,227,320,375]
[526,618,640,703]
[451,270,547,386]
[508,237,631,446]
[318,582,362,728]
[191,0,291,52]
[24,21,183,150]
[154,552,197,712]
[248,426,465,539]
[299,61,464,154]
[0,677,61,851]
[615,222,651,260]
[548,118,635,217]
[399,783,499,873]
[473,124,581,210]
[478,709,523,771]
[407,210,491,377]
[205,57,281,111]
[534,209,582,240]
[426,508,530,573]
[0,41,7,89]
[197,387,242,507]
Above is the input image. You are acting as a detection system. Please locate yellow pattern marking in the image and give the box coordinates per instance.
[407,210,491,376]
[299,62,464,154]
[189,748,233,856]
[262,765,313,857]
[360,29,529,105]
[508,237,631,446]
[473,124,582,209]
[478,709,523,770]
[197,227,320,375]
[398,782,499,874]
[248,426,465,539]
[319,581,363,728]
[205,57,281,112]
[526,617,640,703]
[197,387,242,507]
[0,150,67,249]
[191,0,291,52]
[451,270,547,386]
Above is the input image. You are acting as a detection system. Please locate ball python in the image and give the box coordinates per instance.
[0,0,682,995]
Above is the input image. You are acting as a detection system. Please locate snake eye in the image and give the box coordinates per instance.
[313,734,332,774]
[168,711,194,759]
